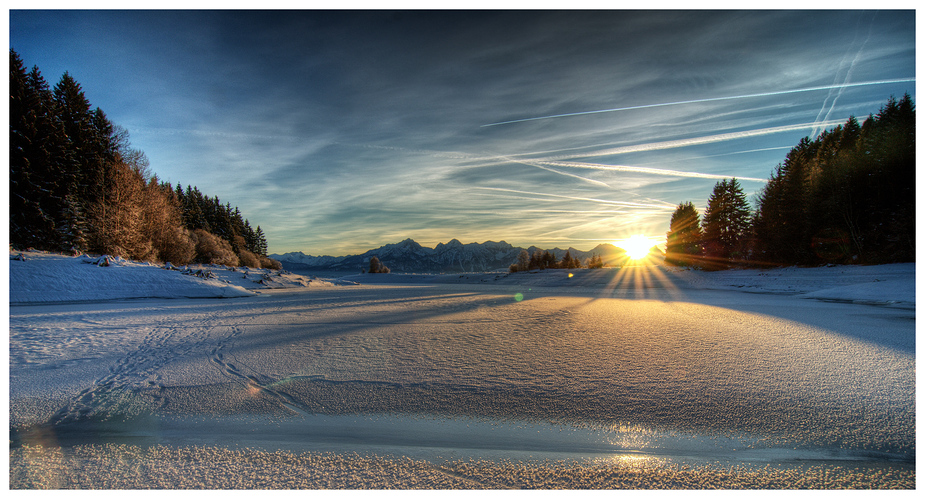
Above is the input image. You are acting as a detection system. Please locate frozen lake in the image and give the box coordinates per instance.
[8,266,916,488]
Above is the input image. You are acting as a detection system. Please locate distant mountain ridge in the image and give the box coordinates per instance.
[270,238,637,273]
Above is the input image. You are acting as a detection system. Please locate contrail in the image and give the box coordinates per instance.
[482,77,915,127]
[467,120,844,172]
[466,121,839,182]
[476,187,677,210]
[635,146,795,166]
[546,119,847,161]
[534,160,768,183]
[502,157,612,187]
[812,12,878,138]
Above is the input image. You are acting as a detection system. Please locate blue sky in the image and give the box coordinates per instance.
[8,7,916,256]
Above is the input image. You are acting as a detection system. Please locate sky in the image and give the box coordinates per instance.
[7,6,917,256]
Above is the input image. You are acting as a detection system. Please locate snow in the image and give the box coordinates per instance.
[341,262,916,308]
[6,251,916,489]
[7,250,343,304]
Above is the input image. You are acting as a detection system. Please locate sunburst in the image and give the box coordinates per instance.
[618,235,657,260]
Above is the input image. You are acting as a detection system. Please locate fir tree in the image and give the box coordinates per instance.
[665,202,702,266]
[254,226,268,256]
[702,178,751,265]
[751,95,914,265]
[9,52,276,265]
[9,50,72,251]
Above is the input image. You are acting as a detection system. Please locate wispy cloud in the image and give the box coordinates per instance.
[531,160,768,183]
[12,10,913,254]
[464,121,843,185]
[482,78,915,127]
[544,120,855,161]
[636,146,795,166]
[500,157,612,187]
[476,187,677,210]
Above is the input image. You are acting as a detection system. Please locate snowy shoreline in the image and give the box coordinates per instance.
[8,250,915,308]
[7,250,336,304]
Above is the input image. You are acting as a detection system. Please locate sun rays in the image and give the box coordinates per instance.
[616,235,659,260]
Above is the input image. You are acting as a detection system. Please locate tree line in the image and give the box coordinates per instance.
[509,249,604,272]
[665,94,915,269]
[9,50,279,269]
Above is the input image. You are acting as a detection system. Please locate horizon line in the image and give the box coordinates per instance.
[270,237,662,259]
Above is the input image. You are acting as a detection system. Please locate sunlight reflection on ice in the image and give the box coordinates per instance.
[27,411,880,467]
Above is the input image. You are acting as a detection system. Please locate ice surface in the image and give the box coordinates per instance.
[7,252,916,488]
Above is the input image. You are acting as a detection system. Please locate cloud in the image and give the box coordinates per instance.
[475,187,677,210]
[499,158,612,187]
[544,120,851,161]
[460,120,846,186]
[481,78,914,127]
[532,160,768,183]
[12,10,914,255]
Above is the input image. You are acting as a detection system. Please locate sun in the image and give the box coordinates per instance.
[618,234,656,260]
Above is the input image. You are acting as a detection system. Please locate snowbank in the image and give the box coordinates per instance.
[7,251,330,304]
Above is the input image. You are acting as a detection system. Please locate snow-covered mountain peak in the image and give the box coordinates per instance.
[271,238,633,273]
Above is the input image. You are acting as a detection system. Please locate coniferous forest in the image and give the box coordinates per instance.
[666,94,915,269]
[9,50,279,269]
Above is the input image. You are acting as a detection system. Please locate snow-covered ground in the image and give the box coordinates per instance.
[6,251,916,489]
[7,250,915,307]
[344,262,916,308]
[6,250,360,304]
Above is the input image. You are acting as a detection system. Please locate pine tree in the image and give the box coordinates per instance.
[254,226,268,256]
[51,72,123,251]
[9,51,72,251]
[702,178,751,265]
[587,254,604,269]
[528,250,542,270]
[9,53,276,264]
[9,50,44,249]
[560,251,572,269]
[752,96,915,265]
[665,202,702,266]
[542,250,557,269]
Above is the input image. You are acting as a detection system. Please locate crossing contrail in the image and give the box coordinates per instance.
[533,160,768,183]
[476,187,677,210]
[505,158,612,187]
[812,12,878,139]
[545,119,848,161]
[481,77,915,127]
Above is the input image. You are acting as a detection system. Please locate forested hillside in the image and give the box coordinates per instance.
[9,50,279,269]
[666,94,915,268]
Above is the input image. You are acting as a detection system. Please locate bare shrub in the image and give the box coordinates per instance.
[192,229,239,266]
[368,256,390,273]
[159,227,196,265]
[237,248,260,269]
[259,256,282,270]
[142,177,189,264]
[86,159,147,259]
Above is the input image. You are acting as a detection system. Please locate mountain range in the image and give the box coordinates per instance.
[270,238,658,274]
